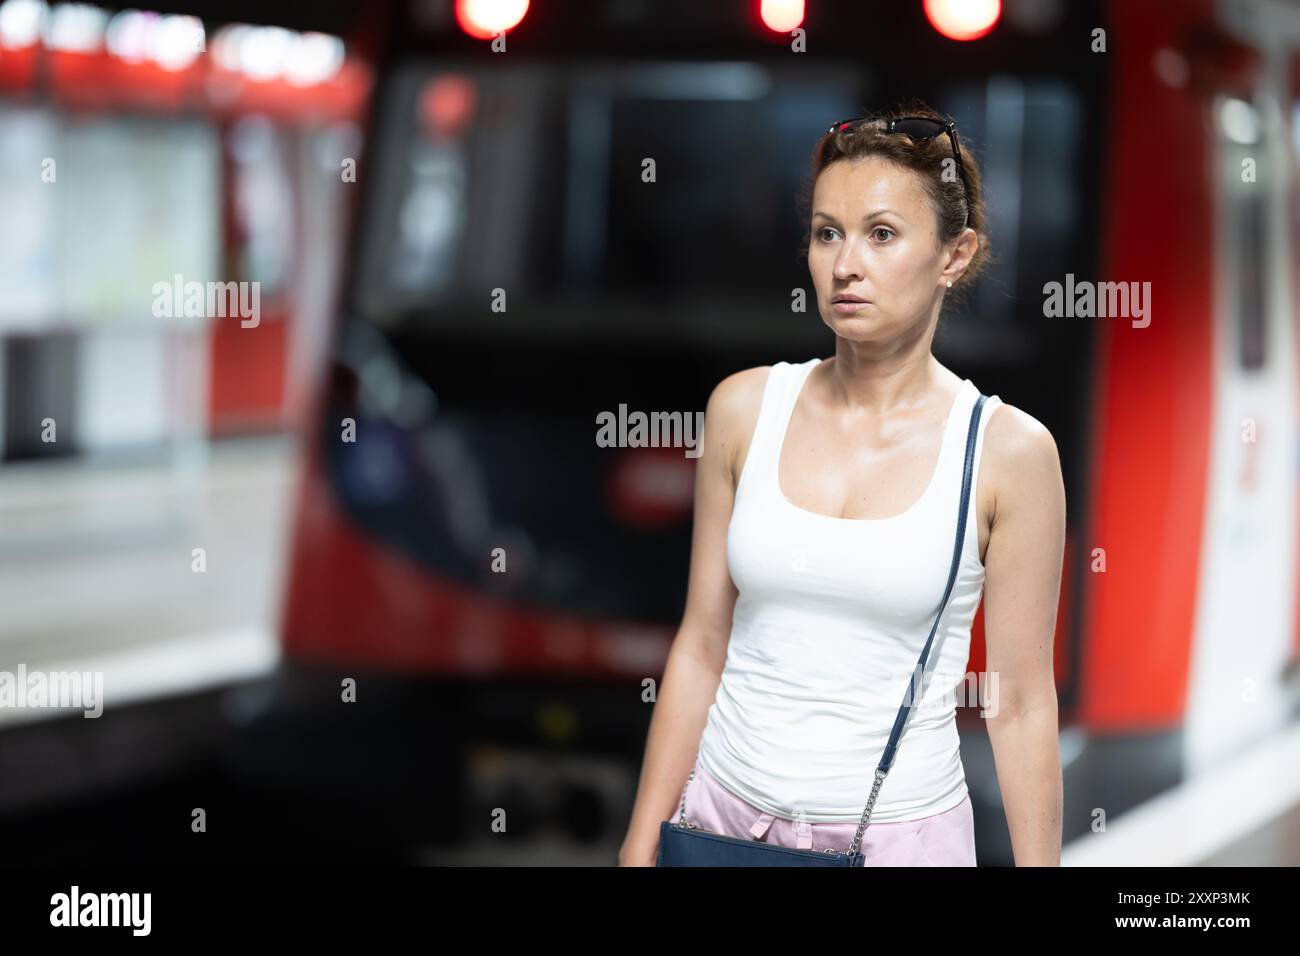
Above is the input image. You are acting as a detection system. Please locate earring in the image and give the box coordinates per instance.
[946,280,952,288]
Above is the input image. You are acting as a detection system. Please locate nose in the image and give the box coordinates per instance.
[832,236,866,282]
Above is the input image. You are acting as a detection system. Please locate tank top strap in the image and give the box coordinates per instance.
[952,381,1004,477]
[937,380,1004,553]
[948,380,1006,462]
[737,359,818,500]
[950,381,980,454]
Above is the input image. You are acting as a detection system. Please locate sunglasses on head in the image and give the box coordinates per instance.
[827,115,972,230]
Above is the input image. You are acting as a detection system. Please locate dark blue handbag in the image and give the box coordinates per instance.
[657,392,989,867]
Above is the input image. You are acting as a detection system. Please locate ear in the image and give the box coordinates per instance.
[939,228,979,288]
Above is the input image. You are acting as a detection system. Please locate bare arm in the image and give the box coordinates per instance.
[980,405,1067,866]
[617,367,767,866]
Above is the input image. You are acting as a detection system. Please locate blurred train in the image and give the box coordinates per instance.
[226,0,1300,862]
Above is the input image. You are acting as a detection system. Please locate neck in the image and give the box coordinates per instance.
[820,349,945,417]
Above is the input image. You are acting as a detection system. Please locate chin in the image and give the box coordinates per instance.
[823,317,886,340]
[827,317,871,328]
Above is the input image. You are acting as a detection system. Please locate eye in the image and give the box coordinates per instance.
[815,226,839,242]
[870,226,895,242]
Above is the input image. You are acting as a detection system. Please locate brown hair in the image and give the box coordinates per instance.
[797,100,991,293]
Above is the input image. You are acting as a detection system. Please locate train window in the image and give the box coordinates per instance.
[351,64,1092,358]
[0,109,219,328]
[355,64,1094,356]
[355,64,556,318]
[594,64,860,297]
[354,60,864,341]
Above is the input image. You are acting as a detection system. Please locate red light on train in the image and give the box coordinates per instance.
[455,0,529,41]
[420,74,477,137]
[760,0,805,33]
[923,0,1000,42]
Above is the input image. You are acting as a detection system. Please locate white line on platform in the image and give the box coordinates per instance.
[0,627,280,728]
[1062,720,1300,865]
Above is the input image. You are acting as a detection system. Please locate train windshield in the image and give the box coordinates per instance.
[326,60,1097,628]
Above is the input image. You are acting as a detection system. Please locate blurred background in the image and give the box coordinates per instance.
[0,0,1297,866]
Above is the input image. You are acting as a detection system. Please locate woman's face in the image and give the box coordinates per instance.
[808,155,959,343]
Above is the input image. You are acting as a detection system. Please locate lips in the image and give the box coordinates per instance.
[832,295,868,304]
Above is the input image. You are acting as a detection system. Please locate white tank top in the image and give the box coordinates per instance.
[696,357,1003,823]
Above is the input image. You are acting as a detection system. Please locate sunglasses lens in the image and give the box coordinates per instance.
[890,118,946,140]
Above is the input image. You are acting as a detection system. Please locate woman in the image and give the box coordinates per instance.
[618,104,1065,866]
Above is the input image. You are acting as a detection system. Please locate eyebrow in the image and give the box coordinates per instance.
[811,208,901,222]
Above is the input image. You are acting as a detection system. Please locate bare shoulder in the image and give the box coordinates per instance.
[981,401,1065,521]
[708,365,771,418]
[704,365,774,483]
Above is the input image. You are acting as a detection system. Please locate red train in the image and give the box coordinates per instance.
[263,0,1300,861]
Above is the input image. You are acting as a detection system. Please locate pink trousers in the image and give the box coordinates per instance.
[667,759,977,866]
